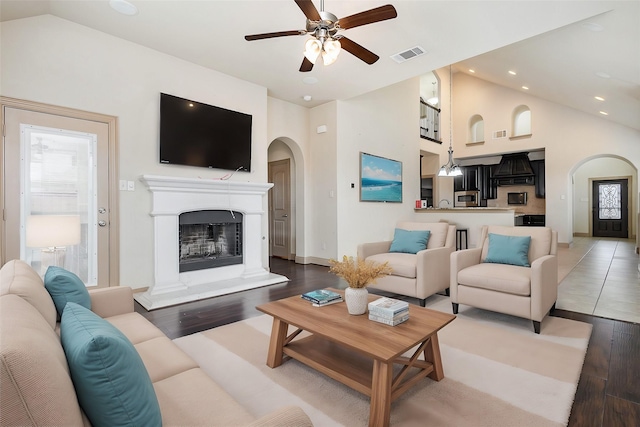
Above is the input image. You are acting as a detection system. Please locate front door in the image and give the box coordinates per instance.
[2,101,117,286]
[592,179,628,238]
[268,159,291,259]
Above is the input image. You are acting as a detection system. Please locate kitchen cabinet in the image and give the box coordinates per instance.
[454,166,479,192]
[531,159,545,198]
[481,165,498,199]
[515,214,546,226]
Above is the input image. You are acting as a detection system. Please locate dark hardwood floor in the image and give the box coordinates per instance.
[134,257,640,427]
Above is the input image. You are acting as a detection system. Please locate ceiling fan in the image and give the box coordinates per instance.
[244,0,397,72]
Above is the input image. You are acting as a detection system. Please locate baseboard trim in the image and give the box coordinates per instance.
[573,232,590,237]
[295,256,331,266]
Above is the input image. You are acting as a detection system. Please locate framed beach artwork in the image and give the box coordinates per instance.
[360,152,403,203]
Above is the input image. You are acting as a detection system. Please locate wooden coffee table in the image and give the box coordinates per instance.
[256,289,456,427]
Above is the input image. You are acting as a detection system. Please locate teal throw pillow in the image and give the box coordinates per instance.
[484,233,532,267]
[44,266,91,317]
[60,302,162,427]
[389,229,431,254]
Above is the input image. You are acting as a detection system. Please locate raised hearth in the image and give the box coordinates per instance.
[135,175,288,310]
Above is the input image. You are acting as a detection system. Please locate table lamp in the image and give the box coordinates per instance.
[26,215,81,274]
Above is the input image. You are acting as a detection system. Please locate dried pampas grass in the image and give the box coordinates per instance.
[328,256,392,289]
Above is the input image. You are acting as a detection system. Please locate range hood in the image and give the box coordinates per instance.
[493,152,535,185]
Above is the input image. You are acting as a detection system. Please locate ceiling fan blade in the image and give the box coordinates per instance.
[338,37,379,64]
[295,0,321,21]
[300,57,314,72]
[245,30,304,41]
[338,4,397,30]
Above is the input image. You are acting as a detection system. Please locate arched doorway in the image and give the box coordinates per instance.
[571,155,637,239]
[267,138,305,262]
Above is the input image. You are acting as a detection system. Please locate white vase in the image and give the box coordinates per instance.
[345,287,368,315]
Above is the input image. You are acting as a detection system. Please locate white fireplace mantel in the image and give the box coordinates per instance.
[134,175,288,310]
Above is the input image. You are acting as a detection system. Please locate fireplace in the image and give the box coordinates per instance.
[179,210,243,272]
[135,175,288,310]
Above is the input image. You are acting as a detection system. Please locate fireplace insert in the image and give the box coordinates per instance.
[178,210,243,273]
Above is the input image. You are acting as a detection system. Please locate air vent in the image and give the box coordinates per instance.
[493,130,507,139]
[390,46,426,64]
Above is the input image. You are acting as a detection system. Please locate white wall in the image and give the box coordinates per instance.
[1,15,270,288]
[335,78,426,257]
[307,102,338,264]
[573,157,637,236]
[452,72,640,243]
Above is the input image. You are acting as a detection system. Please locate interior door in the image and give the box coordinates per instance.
[2,104,115,286]
[592,179,628,238]
[268,159,291,259]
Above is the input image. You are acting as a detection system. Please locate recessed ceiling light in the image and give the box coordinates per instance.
[595,71,610,79]
[599,111,609,116]
[521,86,529,90]
[468,69,476,73]
[594,96,605,101]
[582,22,604,32]
[303,77,318,85]
[508,70,517,76]
[109,0,138,16]
[303,95,312,101]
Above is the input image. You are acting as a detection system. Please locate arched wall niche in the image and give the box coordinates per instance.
[468,114,484,144]
[512,105,531,137]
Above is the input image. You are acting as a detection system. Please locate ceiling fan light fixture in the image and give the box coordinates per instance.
[304,38,322,64]
[321,38,341,65]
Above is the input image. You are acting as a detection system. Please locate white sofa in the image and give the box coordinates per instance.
[0,259,313,426]
[358,221,456,306]
[450,225,558,333]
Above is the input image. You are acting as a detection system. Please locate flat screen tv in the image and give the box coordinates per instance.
[159,93,252,171]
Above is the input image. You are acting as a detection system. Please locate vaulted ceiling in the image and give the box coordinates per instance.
[1,1,638,131]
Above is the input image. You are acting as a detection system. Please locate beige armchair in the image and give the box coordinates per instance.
[450,225,558,334]
[357,221,456,307]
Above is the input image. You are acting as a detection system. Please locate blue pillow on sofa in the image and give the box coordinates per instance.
[389,229,431,254]
[44,266,91,317]
[60,302,162,427]
[483,233,532,267]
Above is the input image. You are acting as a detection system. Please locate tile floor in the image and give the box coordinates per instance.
[557,236,640,324]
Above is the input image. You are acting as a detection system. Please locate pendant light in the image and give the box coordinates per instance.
[438,66,462,177]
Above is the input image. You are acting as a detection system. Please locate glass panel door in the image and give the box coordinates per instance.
[20,124,97,284]
[598,183,621,220]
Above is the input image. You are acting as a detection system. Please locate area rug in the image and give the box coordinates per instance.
[173,295,592,427]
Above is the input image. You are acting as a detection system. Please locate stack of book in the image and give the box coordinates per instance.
[301,289,343,307]
[368,297,410,326]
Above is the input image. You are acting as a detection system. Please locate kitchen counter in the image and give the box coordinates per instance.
[413,208,515,248]
[415,208,515,213]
